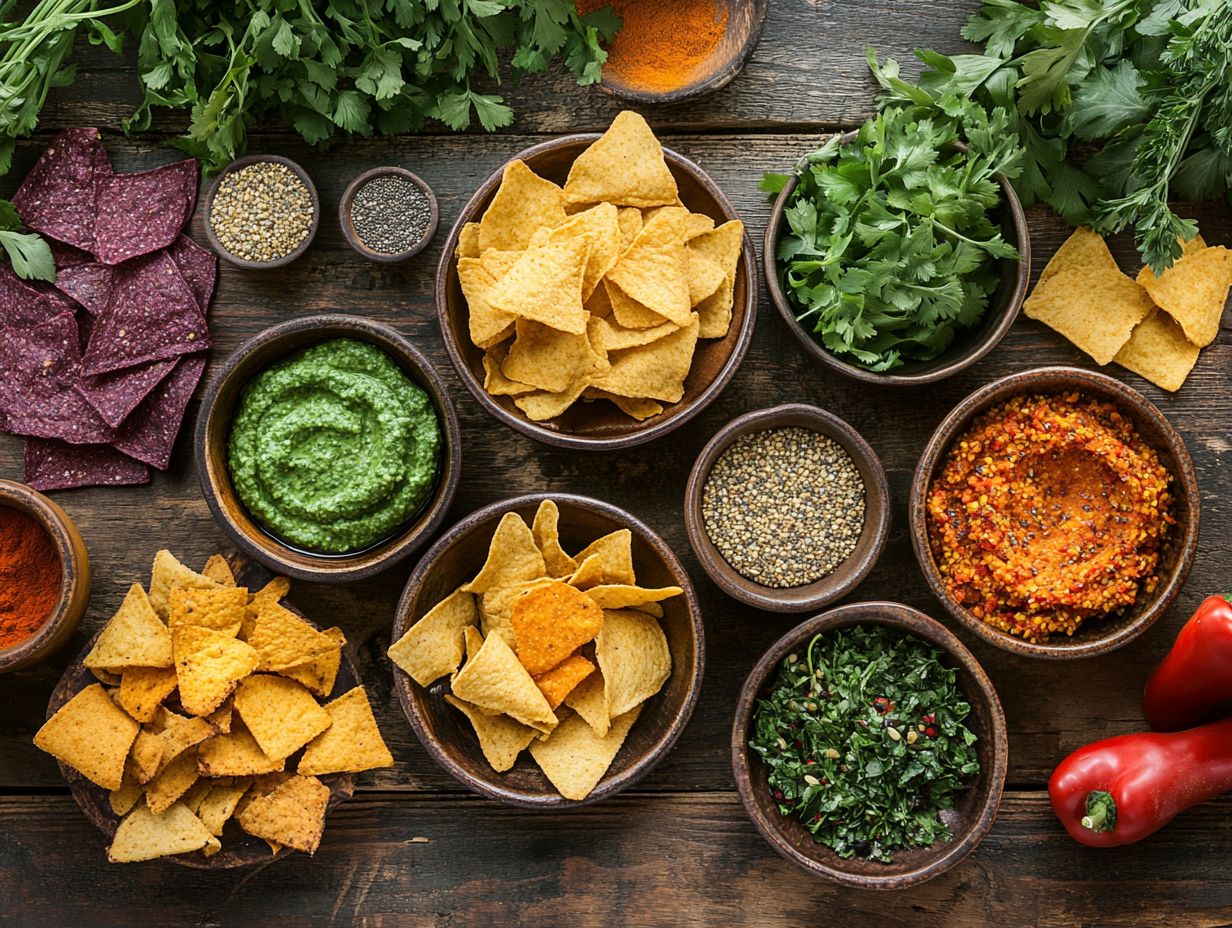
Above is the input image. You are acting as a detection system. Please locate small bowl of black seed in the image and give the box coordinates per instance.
[683,403,891,613]
[340,167,439,264]
[204,155,320,270]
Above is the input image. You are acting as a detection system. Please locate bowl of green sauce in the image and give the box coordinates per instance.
[195,314,461,582]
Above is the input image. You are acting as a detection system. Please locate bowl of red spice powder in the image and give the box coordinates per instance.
[0,480,91,673]
[576,0,768,104]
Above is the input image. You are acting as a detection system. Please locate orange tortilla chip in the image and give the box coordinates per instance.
[247,600,338,672]
[149,549,220,620]
[202,555,236,587]
[279,626,346,698]
[117,665,179,723]
[297,686,394,776]
[510,580,605,676]
[173,625,260,717]
[168,586,248,637]
[235,774,331,855]
[234,674,332,761]
[534,654,596,710]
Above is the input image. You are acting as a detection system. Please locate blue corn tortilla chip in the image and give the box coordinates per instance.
[94,160,199,265]
[24,438,150,491]
[54,262,115,316]
[0,264,79,329]
[74,358,177,429]
[80,251,209,376]
[12,128,112,254]
[112,354,206,469]
[168,235,217,311]
[49,240,93,269]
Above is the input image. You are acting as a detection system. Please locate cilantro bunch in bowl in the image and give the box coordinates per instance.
[763,98,1025,378]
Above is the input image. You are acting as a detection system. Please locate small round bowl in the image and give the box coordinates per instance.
[731,601,1008,890]
[436,134,757,451]
[339,166,439,263]
[392,493,705,808]
[195,314,461,583]
[683,403,890,612]
[910,366,1201,659]
[203,155,320,270]
[764,132,1030,386]
[593,0,768,105]
[0,480,90,673]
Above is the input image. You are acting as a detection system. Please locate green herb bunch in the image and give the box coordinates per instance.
[761,96,1021,373]
[749,626,980,862]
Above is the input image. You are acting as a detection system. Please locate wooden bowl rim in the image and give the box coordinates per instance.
[338,166,440,263]
[392,491,706,808]
[908,365,1202,659]
[202,155,321,270]
[434,132,758,451]
[193,313,462,582]
[682,403,891,612]
[763,130,1031,386]
[730,600,1008,890]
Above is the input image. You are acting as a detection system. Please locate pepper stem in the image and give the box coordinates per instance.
[1080,790,1117,833]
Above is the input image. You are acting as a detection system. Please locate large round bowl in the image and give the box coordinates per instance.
[436,135,757,450]
[392,493,705,808]
[195,314,461,583]
[910,366,1201,659]
[731,601,1008,890]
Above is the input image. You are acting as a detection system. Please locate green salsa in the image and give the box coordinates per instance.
[227,338,441,554]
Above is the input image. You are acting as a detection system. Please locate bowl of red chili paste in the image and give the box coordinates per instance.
[0,480,91,673]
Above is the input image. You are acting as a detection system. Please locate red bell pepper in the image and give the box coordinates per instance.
[1143,594,1232,731]
[1049,718,1232,847]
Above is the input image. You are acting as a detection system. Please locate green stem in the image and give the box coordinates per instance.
[1080,790,1117,833]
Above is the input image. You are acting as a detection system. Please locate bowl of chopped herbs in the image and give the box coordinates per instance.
[762,99,1030,386]
[732,601,1007,889]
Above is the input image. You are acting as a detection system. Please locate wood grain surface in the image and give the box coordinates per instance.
[2,1,1231,923]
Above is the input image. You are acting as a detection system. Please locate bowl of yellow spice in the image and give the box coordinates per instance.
[578,0,768,104]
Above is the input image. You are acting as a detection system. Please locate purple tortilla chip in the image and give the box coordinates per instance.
[0,311,114,444]
[112,354,206,469]
[53,261,115,316]
[0,263,79,329]
[74,358,176,428]
[12,128,111,254]
[80,251,210,376]
[24,438,149,491]
[168,235,218,311]
[49,240,93,269]
[94,159,199,265]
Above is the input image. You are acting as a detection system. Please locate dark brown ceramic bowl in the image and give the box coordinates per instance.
[339,166,439,263]
[764,132,1031,386]
[0,481,90,673]
[436,134,757,450]
[195,314,461,583]
[203,155,320,270]
[594,0,768,104]
[393,493,704,808]
[732,601,1008,889]
[910,366,1201,659]
[683,403,890,612]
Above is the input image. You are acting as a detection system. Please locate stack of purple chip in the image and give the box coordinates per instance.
[0,128,217,491]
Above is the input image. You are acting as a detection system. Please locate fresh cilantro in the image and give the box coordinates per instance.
[0,199,54,282]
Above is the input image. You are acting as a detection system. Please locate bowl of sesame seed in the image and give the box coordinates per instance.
[203,155,320,270]
[684,403,891,613]
[340,167,439,263]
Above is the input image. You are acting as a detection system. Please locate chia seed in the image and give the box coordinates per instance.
[350,174,432,255]
[211,161,315,263]
[701,427,866,588]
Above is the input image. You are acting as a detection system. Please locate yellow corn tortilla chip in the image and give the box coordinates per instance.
[117,665,178,723]
[483,341,535,396]
[1037,226,1121,289]
[1136,245,1231,347]
[564,111,679,209]
[181,779,214,816]
[531,499,578,578]
[585,584,683,611]
[463,513,547,594]
[451,632,558,732]
[511,581,605,675]
[479,247,523,280]
[127,729,165,784]
[198,723,285,777]
[564,669,610,738]
[91,667,122,686]
[456,221,481,259]
[196,779,252,836]
[1114,308,1201,392]
[605,278,670,330]
[687,249,725,306]
[202,555,236,587]
[502,319,608,394]
[145,749,199,816]
[590,313,699,403]
[566,553,604,590]
[588,315,679,354]
[234,674,332,761]
[1023,267,1156,365]
[513,381,592,422]
[534,653,595,710]
[235,774,331,855]
[585,280,614,318]
[149,549,220,620]
[459,256,517,350]
[487,237,591,335]
[173,624,260,717]
[529,704,642,801]
[233,771,295,819]
[247,600,338,672]
[107,802,219,863]
[109,783,143,817]
[388,587,477,686]
[574,530,636,586]
[685,212,716,240]
[207,698,233,734]
[279,626,345,698]
[444,694,536,772]
[585,389,664,421]
[538,202,621,300]
[479,159,567,252]
[251,575,291,605]
[606,208,692,327]
[463,626,485,663]
[632,601,664,619]
[168,585,248,637]
[158,712,216,766]
[298,686,394,776]
[596,609,672,718]
[689,220,744,338]
[34,683,138,791]
[84,584,173,670]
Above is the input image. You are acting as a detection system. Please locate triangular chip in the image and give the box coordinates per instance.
[617,207,643,248]
[234,674,332,760]
[1024,267,1155,364]
[531,499,578,578]
[564,669,610,738]
[1136,245,1231,347]
[1037,226,1121,289]
[235,774,331,855]
[149,549,220,620]
[574,530,635,586]
[388,588,477,687]
[596,609,672,718]
[483,342,535,396]
[197,723,285,777]
[456,221,481,259]
[202,555,236,587]
[588,390,664,421]
[168,586,248,637]
[116,665,178,723]
[606,279,670,329]
[534,653,595,710]
[207,698,233,734]
[157,712,217,765]
[686,249,725,306]
[462,513,546,594]
[173,624,260,717]
[585,584,683,611]
[91,667,123,686]
[529,705,642,801]
[564,111,679,209]
[478,578,555,645]
[459,256,517,350]
[127,729,165,784]
[1114,308,1201,392]
[196,778,252,836]
[451,632,558,732]
[279,626,345,698]
[246,600,338,672]
[462,626,485,663]
[685,211,716,240]
[502,319,608,393]
[486,237,591,335]
[510,581,605,675]
[588,315,679,353]
[605,208,692,326]
[689,219,744,338]
[538,202,621,299]
[251,575,291,605]
[590,314,699,403]
[83,583,172,670]
[109,783,144,817]
[34,683,138,790]
[444,694,537,772]
[513,381,592,422]
[107,802,219,863]
[567,554,605,590]
[144,749,199,816]
[180,779,214,816]
[298,686,394,776]
[479,159,567,252]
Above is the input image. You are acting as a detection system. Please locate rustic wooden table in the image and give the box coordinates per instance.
[3,3,1230,925]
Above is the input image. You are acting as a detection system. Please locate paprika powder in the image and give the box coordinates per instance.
[0,506,61,649]
[576,0,730,94]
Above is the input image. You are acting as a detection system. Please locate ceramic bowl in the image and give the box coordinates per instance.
[195,314,461,583]
[203,155,320,270]
[683,403,890,612]
[910,366,1201,659]
[731,601,1008,889]
[436,134,757,450]
[392,493,704,807]
[339,166,439,263]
